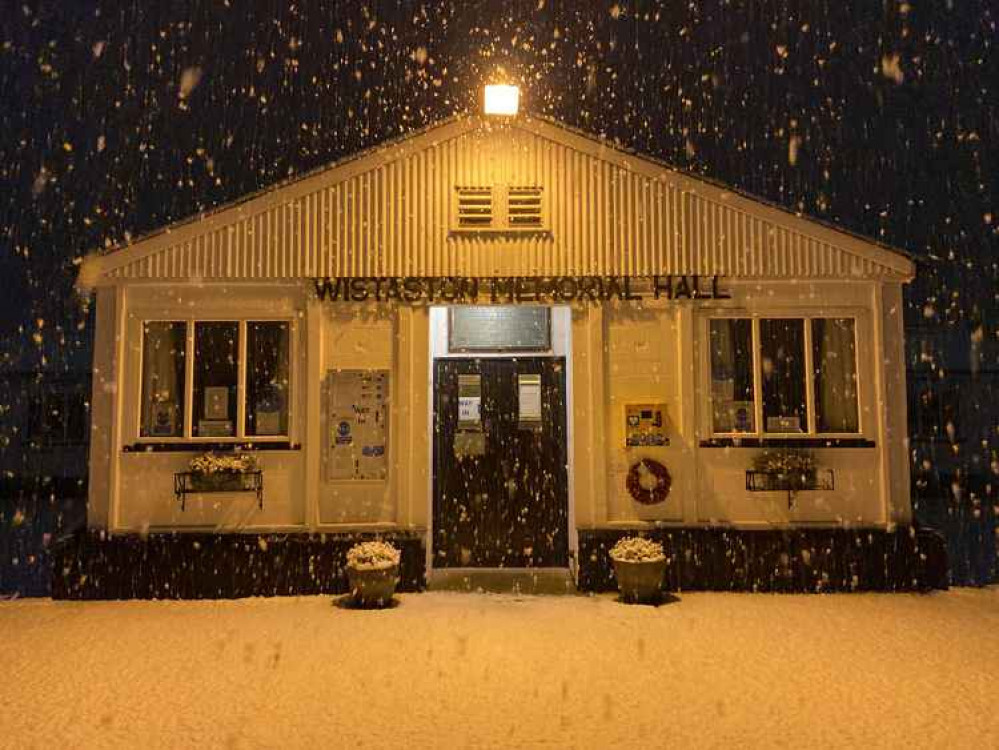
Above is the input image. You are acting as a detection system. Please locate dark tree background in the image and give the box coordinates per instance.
[1,1,995,590]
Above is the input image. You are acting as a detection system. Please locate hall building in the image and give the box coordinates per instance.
[60,100,946,597]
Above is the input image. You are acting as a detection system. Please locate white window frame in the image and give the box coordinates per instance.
[704,313,864,439]
[135,317,296,444]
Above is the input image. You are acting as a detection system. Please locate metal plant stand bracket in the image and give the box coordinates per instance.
[174,471,264,511]
[745,468,834,509]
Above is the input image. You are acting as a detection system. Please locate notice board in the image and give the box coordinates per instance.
[326,369,389,481]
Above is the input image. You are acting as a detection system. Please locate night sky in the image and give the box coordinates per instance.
[0,2,995,444]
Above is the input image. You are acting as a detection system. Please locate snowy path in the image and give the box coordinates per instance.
[3,589,998,749]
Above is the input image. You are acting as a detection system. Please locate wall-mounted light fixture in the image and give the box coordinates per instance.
[483,84,519,116]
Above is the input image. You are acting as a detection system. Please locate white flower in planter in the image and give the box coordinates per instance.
[189,451,258,475]
[608,536,665,563]
[346,541,401,571]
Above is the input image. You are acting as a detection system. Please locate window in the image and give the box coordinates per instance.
[140,322,186,437]
[246,322,290,436]
[812,319,859,433]
[708,317,860,436]
[139,320,292,441]
[760,319,807,432]
[709,319,755,433]
[193,322,239,437]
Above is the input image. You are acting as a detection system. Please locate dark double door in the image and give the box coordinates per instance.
[433,358,568,568]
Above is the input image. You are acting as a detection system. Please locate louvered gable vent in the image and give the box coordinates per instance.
[507,186,543,228]
[455,187,494,228]
[452,185,547,233]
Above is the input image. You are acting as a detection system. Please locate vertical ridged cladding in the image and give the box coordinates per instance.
[107,127,889,281]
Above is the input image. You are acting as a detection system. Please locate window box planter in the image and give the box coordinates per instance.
[174,470,263,511]
[745,468,834,508]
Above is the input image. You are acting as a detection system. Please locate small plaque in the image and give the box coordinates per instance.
[714,400,754,433]
[449,307,551,352]
[149,401,178,436]
[457,374,482,428]
[625,403,669,447]
[518,373,542,425]
[255,409,281,436]
[766,415,802,433]
[204,386,229,420]
[198,420,233,437]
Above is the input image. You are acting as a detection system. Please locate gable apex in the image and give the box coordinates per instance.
[80,113,914,286]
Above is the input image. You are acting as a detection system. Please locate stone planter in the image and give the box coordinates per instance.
[346,564,400,608]
[611,557,667,604]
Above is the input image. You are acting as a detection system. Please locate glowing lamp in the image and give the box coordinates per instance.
[483,84,520,116]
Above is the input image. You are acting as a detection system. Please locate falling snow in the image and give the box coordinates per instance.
[0,0,995,652]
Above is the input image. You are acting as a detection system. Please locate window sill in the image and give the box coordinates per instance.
[123,441,300,453]
[699,437,876,449]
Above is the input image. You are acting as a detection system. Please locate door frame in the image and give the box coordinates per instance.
[426,305,575,571]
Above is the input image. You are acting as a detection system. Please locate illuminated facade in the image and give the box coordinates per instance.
[67,115,944,597]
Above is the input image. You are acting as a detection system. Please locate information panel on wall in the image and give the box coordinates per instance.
[326,369,389,481]
[625,403,669,447]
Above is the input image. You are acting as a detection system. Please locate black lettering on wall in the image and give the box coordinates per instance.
[350,278,370,301]
[314,277,345,301]
[311,275,729,305]
[402,277,423,302]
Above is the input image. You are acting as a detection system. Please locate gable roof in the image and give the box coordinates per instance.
[79,114,915,286]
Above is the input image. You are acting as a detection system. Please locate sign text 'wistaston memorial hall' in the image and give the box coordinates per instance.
[313,274,731,304]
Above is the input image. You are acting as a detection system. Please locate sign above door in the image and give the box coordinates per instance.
[313,275,730,305]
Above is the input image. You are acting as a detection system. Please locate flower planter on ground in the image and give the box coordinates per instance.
[608,537,667,604]
[345,541,402,608]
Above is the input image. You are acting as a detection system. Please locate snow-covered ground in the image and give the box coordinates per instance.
[3,589,998,749]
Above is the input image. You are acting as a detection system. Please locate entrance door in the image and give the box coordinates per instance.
[433,357,568,568]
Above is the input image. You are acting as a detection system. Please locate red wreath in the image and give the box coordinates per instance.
[626,459,672,505]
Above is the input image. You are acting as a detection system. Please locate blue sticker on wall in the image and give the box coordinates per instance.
[335,421,353,445]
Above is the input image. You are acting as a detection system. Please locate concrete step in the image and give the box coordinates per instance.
[428,567,577,595]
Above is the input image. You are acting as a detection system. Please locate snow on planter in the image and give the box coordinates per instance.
[609,537,667,604]
[608,536,665,563]
[346,540,401,571]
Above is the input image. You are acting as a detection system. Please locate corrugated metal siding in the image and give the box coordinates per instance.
[107,128,896,281]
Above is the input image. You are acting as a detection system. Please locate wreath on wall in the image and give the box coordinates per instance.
[626,459,672,505]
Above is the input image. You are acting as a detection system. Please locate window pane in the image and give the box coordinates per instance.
[710,319,755,432]
[812,319,859,433]
[760,319,807,432]
[246,322,290,436]
[193,322,239,437]
[140,322,186,437]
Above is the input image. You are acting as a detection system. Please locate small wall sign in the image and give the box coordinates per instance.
[625,403,669,447]
[517,373,543,427]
